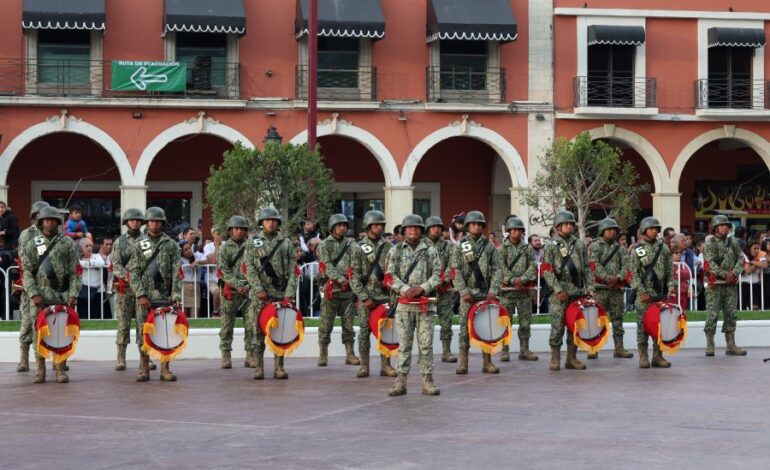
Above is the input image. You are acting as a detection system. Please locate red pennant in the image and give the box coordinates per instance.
[241,263,247,274]
[319,262,327,274]
[177,267,185,280]
[75,264,83,276]
[295,265,302,277]
[539,262,553,274]
[589,261,596,272]
[383,273,393,290]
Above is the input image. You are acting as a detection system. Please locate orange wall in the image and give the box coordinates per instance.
[555,0,770,11]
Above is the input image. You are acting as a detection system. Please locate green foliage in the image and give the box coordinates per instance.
[206,142,339,235]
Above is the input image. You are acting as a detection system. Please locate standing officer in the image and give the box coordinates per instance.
[244,207,298,380]
[317,213,359,367]
[424,216,457,363]
[350,210,396,378]
[450,210,502,375]
[217,215,251,369]
[22,206,81,383]
[498,216,538,362]
[386,215,442,396]
[589,218,633,359]
[704,215,746,357]
[541,210,594,371]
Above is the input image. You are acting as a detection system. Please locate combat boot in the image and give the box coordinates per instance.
[380,355,397,377]
[638,345,650,368]
[149,360,157,371]
[613,334,633,359]
[500,344,511,362]
[253,351,265,380]
[725,333,747,356]
[388,373,407,396]
[421,374,440,396]
[160,361,177,381]
[116,345,127,371]
[705,333,715,357]
[318,343,328,367]
[549,346,561,371]
[136,353,150,382]
[356,354,370,378]
[244,350,257,368]
[651,344,671,368]
[519,339,538,361]
[482,353,500,374]
[55,361,69,383]
[61,362,69,371]
[441,339,457,363]
[34,357,46,383]
[565,344,586,370]
[274,356,288,379]
[455,348,469,375]
[221,350,232,369]
[345,342,360,365]
[587,352,599,360]
[17,346,29,372]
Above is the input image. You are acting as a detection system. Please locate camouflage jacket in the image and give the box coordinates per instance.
[425,236,455,287]
[318,235,355,294]
[498,239,536,291]
[22,232,81,303]
[128,232,182,305]
[386,239,441,297]
[450,234,502,298]
[217,237,249,292]
[704,236,743,281]
[629,239,676,299]
[350,236,392,303]
[589,238,628,290]
[110,229,141,282]
[542,234,594,296]
[17,225,40,263]
[244,230,297,299]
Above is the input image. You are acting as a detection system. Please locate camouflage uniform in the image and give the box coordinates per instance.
[629,238,676,346]
[317,235,356,348]
[17,223,42,351]
[498,238,537,347]
[111,229,142,350]
[425,235,456,347]
[217,236,249,354]
[704,235,744,355]
[589,236,631,356]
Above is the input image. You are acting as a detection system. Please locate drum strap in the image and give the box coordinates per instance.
[140,239,170,293]
[643,244,665,297]
[362,242,387,285]
[714,238,734,271]
[558,240,583,289]
[118,235,132,267]
[331,241,351,268]
[403,249,427,282]
[602,244,621,268]
[32,234,65,291]
[465,238,489,292]
[506,245,527,274]
[259,239,288,292]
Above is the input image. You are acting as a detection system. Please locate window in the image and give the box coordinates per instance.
[587,45,635,107]
[318,37,360,88]
[42,192,120,239]
[708,47,754,108]
[413,199,431,222]
[148,193,193,236]
[176,33,227,90]
[336,197,384,234]
[37,29,90,85]
[439,40,487,90]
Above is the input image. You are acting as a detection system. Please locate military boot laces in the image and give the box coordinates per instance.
[244,351,257,368]
[221,350,232,369]
[388,373,408,397]
[421,374,440,396]
[116,345,127,371]
[274,356,288,380]
[34,357,46,383]
[136,353,150,382]
[160,362,177,381]
[549,346,561,371]
[55,361,69,383]
[613,335,633,359]
[253,352,265,380]
[705,333,715,357]
[519,339,538,361]
[455,349,469,375]
[500,344,511,362]
[638,345,650,368]
[482,353,500,374]
[726,333,747,356]
[17,346,30,372]
[345,342,360,365]
[380,355,397,377]
[565,344,586,370]
[651,344,671,368]
[318,343,328,367]
[441,339,457,363]
[356,354,370,378]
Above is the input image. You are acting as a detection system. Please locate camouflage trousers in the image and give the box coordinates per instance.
[18,291,34,347]
[220,294,249,352]
[115,289,141,349]
[634,300,652,346]
[501,293,533,341]
[594,289,625,337]
[318,294,355,346]
[435,291,455,342]
[356,299,389,357]
[548,295,576,348]
[705,285,738,335]
[395,306,435,375]
[245,297,267,353]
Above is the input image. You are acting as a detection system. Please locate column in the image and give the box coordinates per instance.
[120,185,148,230]
[384,185,414,232]
[0,185,8,205]
[652,192,682,231]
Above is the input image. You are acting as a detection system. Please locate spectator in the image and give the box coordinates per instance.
[298,236,322,316]
[663,227,676,240]
[619,233,628,249]
[64,205,91,241]
[77,238,109,319]
[488,231,500,248]
[762,237,770,309]
[383,232,393,243]
[202,228,223,316]
[449,213,465,244]
[528,234,544,263]
[180,241,205,316]
[740,240,767,310]
[97,236,114,306]
[671,247,691,310]
[298,219,318,253]
[392,225,403,244]
[181,227,200,252]
[300,236,320,264]
[695,239,706,310]
[0,201,19,250]
[673,234,697,274]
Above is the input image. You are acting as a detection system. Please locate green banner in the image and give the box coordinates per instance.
[111,61,186,92]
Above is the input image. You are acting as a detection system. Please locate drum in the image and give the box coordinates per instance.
[259,301,305,357]
[142,306,189,363]
[35,305,80,364]
[643,301,687,354]
[565,298,610,354]
[368,303,399,357]
[468,300,511,354]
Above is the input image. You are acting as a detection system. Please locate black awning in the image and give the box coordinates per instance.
[587,25,645,46]
[427,0,517,43]
[164,0,246,36]
[22,0,105,31]
[708,27,766,48]
[295,0,385,40]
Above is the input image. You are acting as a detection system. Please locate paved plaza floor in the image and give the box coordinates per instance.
[2,348,770,469]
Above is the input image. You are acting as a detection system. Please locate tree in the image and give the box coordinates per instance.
[523,132,650,239]
[206,142,339,235]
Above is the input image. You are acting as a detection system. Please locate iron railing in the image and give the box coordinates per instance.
[695,78,766,109]
[573,76,657,108]
[426,66,506,103]
[295,65,377,101]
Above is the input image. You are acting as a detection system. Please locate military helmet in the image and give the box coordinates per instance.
[362,210,386,231]
[30,201,49,219]
[257,207,282,226]
[401,214,425,231]
[598,218,620,236]
[425,216,444,230]
[553,210,577,229]
[227,215,249,231]
[505,216,526,232]
[327,213,349,232]
[639,216,661,234]
[463,210,486,228]
[122,208,145,225]
[144,206,167,222]
[36,206,63,228]
[710,214,731,233]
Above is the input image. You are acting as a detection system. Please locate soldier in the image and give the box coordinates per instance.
[424,216,457,363]
[629,216,677,368]
[450,210,502,375]
[128,207,182,382]
[387,215,442,396]
[22,206,81,383]
[498,216,538,362]
[16,200,49,373]
[704,215,746,357]
[217,215,251,369]
[589,218,633,360]
[350,210,396,378]
[243,207,298,380]
[317,213,359,367]
[541,210,595,371]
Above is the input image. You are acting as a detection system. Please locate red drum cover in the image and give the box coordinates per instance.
[643,301,687,354]
[565,298,610,354]
[259,301,305,357]
[142,306,189,363]
[35,305,80,364]
[369,303,398,358]
[467,300,511,354]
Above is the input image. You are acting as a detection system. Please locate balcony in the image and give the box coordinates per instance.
[426,66,505,104]
[695,78,768,113]
[573,76,657,116]
[295,65,377,102]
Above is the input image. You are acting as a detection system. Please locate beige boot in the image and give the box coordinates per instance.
[651,344,671,368]
[726,333,747,356]
[136,353,150,382]
[441,339,457,363]
[318,343,328,367]
[55,361,69,383]
[274,356,288,379]
[253,351,265,380]
[380,355,397,377]
[388,373,407,396]
[421,374,440,396]
[518,339,538,361]
[160,361,177,381]
[565,344,586,370]
[638,345,650,368]
[705,333,715,357]
[549,346,561,371]
[34,357,46,383]
[149,360,157,371]
[345,342,360,365]
[613,334,633,358]
[455,348,469,374]
[115,345,127,371]
[17,346,29,372]
[221,350,232,369]
[356,354,370,378]
[482,352,500,374]
[244,351,257,368]
[500,344,511,362]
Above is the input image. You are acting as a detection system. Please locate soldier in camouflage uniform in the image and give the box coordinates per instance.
[498,216,538,362]
[350,210,396,378]
[217,215,251,369]
[22,206,81,384]
[387,215,442,396]
[317,213,359,367]
[128,207,182,382]
[541,210,595,371]
[244,207,298,380]
[450,210,502,375]
[16,200,49,373]
[629,217,677,368]
[704,215,746,357]
[424,216,457,363]
[589,218,633,360]
[110,208,145,371]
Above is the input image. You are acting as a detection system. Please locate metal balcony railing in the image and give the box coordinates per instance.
[295,65,377,101]
[695,78,766,109]
[573,76,657,108]
[426,66,506,103]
